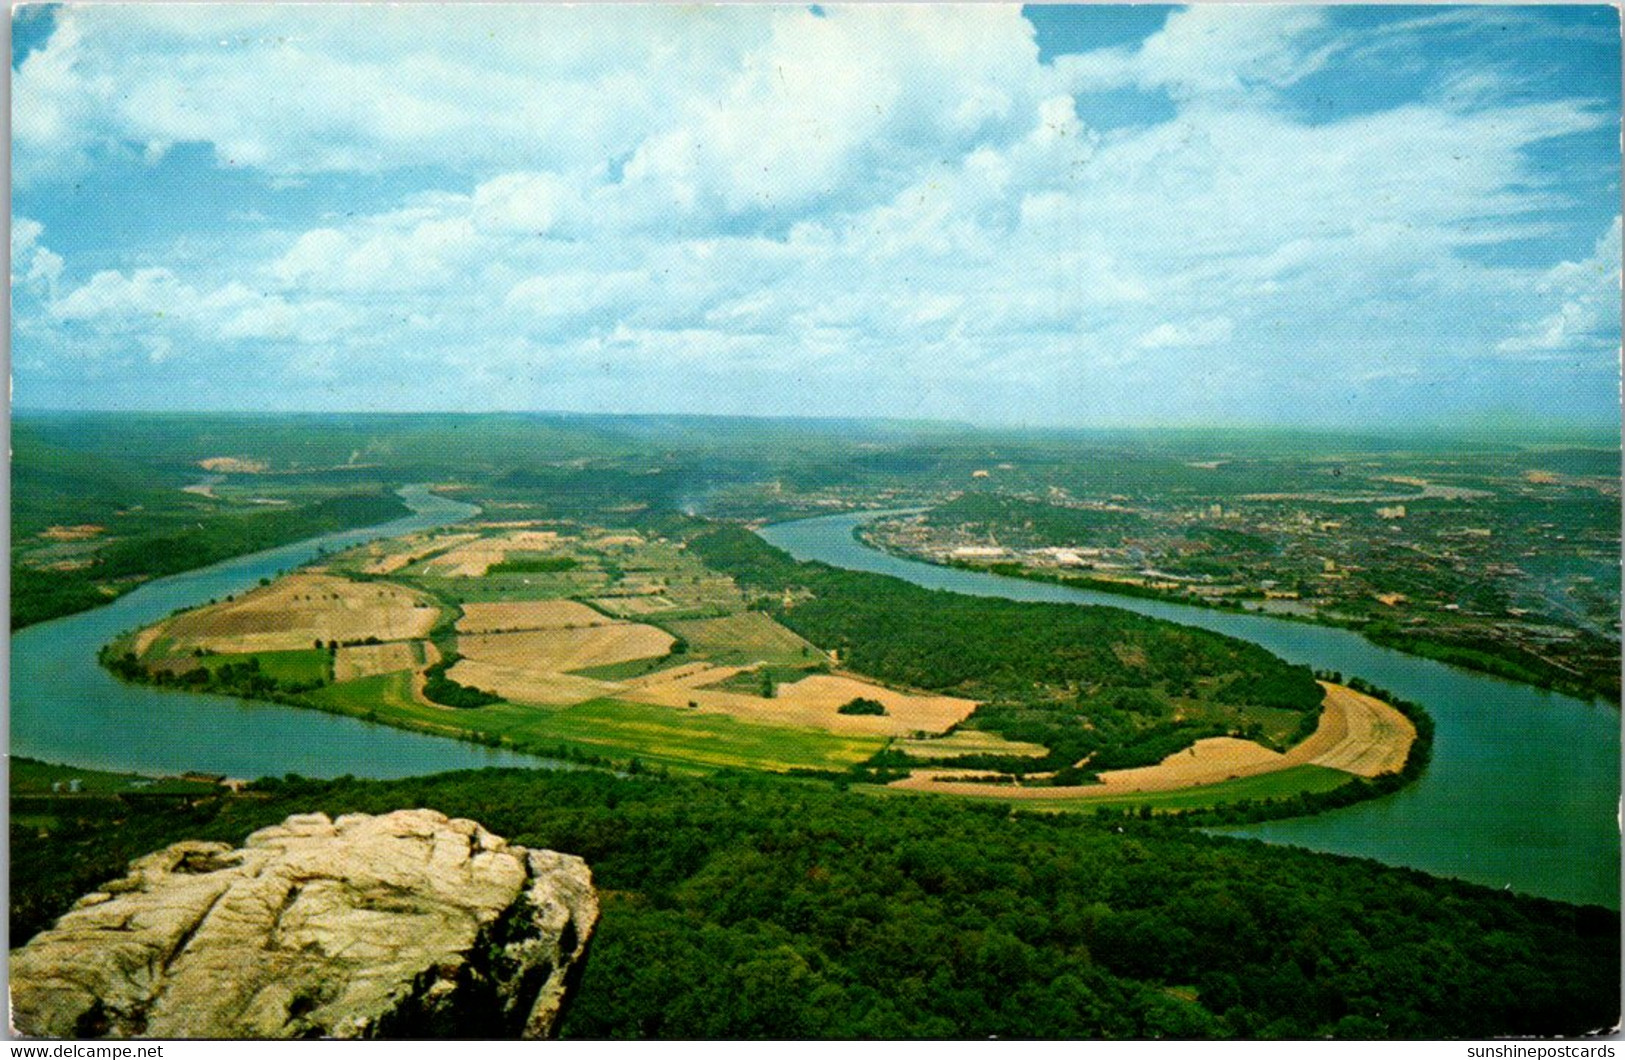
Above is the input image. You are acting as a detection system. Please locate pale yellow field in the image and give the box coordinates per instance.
[334,640,434,682]
[887,682,1415,799]
[361,532,478,575]
[455,599,613,634]
[423,530,564,577]
[444,659,621,706]
[151,574,441,654]
[1087,737,1286,792]
[622,669,977,737]
[1297,683,1416,776]
[458,624,675,673]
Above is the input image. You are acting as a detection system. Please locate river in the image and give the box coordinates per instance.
[759,510,1621,908]
[11,494,1617,905]
[10,486,558,780]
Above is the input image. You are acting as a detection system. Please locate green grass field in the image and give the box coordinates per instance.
[512,699,887,774]
[861,764,1355,814]
[304,677,881,774]
[307,671,424,714]
[194,648,331,684]
[1174,699,1307,748]
[665,611,822,666]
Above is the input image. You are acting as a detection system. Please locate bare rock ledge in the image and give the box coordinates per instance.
[10,809,598,1039]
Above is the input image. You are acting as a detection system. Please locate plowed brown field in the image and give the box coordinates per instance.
[622,670,977,737]
[151,574,441,654]
[444,659,621,706]
[458,624,675,673]
[455,600,612,634]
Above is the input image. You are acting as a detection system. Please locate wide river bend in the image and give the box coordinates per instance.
[10,486,556,780]
[9,495,1617,906]
[759,511,1620,908]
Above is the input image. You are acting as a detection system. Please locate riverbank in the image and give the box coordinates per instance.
[858,527,1619,705]
[761,509,1618,907]
[10,486,569,780]
[12,489,414,631]
[872,679,1433,828]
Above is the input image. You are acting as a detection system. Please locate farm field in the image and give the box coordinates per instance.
[457,624,676,673]
[589,595,676,617]
[1303,683,1417,776]
[896,729,1050,759]
[333,640,431,682]
[885,682,1415,801]
[622,669,979,737]
[442,659,622,707]
[113,518,1421,801]
[663,612,822,666]
[418,529,565,576]
[192,648,332,685]
[147,573,441,654]
[868,764,1357,813]
[509,698,887,773]
[455,599,613,633]
[341,531,479,575]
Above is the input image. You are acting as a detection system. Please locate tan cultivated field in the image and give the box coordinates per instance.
[133,624,166,657]
[423,531,564,577]
[888,682,1415,799]
[458,624,675,673]
[334,640,433,682]
[1295,682,1416,776]
[456,600,613,634]
[198,456,267,473]
[360,532,478,574]
[1088,737,1287,792]
[443,659,621,706]
[614,660,722,690]
[150,574,441,654]
[622,669,978,737]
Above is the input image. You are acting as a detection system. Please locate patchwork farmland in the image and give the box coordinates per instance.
[109,517,1416,804]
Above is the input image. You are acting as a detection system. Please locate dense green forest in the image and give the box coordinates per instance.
[688,526,1323,775]
[11,765,1616,1039]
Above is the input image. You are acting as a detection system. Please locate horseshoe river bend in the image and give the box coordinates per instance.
[10,493,1618,907]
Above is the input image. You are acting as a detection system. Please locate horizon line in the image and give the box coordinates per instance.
[10,405,1621,441]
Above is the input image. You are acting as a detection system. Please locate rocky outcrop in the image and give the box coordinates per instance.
[10,809,598,1039]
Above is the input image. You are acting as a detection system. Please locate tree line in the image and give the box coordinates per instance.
[11,766,1616,1039]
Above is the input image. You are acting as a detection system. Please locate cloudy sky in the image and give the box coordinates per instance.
[10,4,1621,428]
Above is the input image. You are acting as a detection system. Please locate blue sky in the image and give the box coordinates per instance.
[10,4,1621,428]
